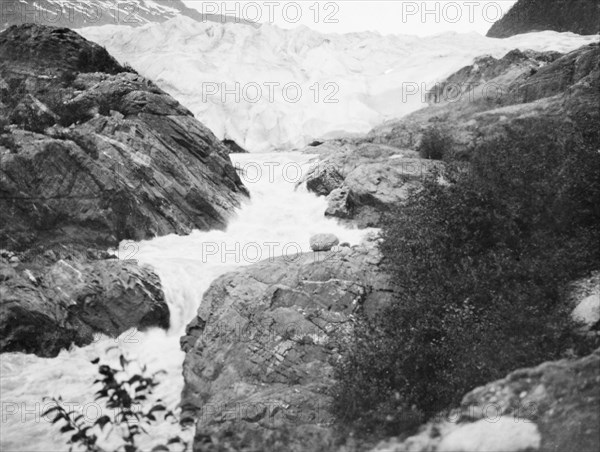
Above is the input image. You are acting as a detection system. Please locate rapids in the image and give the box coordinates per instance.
[0,152,372,451]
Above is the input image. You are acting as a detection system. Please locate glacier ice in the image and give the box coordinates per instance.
[82,16,598,152]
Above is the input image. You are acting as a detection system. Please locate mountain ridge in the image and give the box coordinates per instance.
[0,0,256,29]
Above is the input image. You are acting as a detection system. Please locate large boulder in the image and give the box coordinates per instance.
[0,246,168,357]
[309,233,340,252]
[0,24,248,251]
[372,348,600,452]
[325,187,354,220]
[301,142,437,227]
[180,239,395,451]
[304,163,345,197]
[487,0,600,38]
[339,158,432,227]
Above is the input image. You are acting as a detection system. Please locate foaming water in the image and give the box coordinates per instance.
[0,152,372,451]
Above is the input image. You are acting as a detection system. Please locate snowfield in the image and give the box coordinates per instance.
[82,17,598,151]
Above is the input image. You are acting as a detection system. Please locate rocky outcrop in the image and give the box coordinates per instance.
[301,45,599,229]
[305,164,345,197]
[1,25,248,250]
[309,233,340,252]
[0,25,248,356]
[180,236,395,451]
[368,44,599,154]
[300,142,438,227]
[372,348,600,452]
[487,0,600,38]
[0,245,168,357]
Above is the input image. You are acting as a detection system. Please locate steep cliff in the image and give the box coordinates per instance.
[0,24,248,250]
[0,24,248,356]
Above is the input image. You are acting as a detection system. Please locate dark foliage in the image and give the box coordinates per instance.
[417,124,451,160]
[76,47,120,74]
[122,63,139,75]
[61,70,78,87]
[0,120,18,152]
[52,101,95,127]
[332,118,600,439]
[0,133,17,152]
[48,95,114,128]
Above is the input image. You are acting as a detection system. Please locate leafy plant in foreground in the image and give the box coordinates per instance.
[44,354,187,452]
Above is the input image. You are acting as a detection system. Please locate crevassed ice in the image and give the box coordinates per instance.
[82,17,598,151]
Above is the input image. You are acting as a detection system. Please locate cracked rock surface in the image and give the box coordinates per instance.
[180,238,394,451]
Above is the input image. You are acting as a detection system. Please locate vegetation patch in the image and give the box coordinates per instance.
[417,123,452,160]
[332,118,600,441]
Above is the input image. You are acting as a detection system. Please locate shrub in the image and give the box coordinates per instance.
[45,354,187,452]
[76,46,121,74]
[123,63,139,75]
[0,133,18,152]
[50,100,94,127]
[61,70,78,87]
[417,124,451,160]
[8,100,54,133]
[332,118,600,439]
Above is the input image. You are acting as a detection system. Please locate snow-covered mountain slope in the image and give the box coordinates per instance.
[82,16,598,151]
[0,0,253,29]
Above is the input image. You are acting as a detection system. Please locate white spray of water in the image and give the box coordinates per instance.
[0,152,372,451]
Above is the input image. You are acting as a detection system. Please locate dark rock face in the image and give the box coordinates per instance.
[0,23,123,74]
[373,349,600,452]
[0,0,257,30]
[0,24,248,250]
[0,245,168,357]
[487,0,600,38]
[0,24,248,356]
[305,163,344,197]
[180,238,395,451]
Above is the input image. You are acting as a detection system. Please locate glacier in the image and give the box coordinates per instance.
[82,16,598,152]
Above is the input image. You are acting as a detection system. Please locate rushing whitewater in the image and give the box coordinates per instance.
[2,17,598,450]
[82,17,598,151]
[0,153,371,451]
